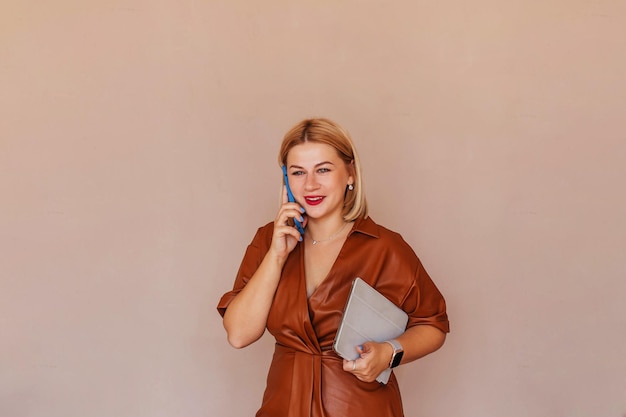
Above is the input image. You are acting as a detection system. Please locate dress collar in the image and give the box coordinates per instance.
[350,216,380,239]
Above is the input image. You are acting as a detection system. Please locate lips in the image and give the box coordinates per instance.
[304,196,324,206]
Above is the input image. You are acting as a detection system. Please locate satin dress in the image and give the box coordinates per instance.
[218,216,449,417]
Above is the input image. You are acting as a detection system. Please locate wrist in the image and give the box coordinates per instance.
[385,339,404,368]
[266,248,288,267]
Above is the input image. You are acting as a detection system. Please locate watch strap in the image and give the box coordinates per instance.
[385,339,404,368]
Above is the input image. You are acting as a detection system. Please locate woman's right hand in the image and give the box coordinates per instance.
[270,186,307,260]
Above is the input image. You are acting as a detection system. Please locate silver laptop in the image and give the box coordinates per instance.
[333,277,409,384]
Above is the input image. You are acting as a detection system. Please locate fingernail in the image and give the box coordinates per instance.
[299,216,304,222]
[358,345,363,350]
[300,207,305,213]
[299,236,303,242]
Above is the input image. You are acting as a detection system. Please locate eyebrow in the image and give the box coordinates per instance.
[289,161,336,169]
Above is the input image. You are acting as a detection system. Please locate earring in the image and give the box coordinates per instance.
[348,184,354,191]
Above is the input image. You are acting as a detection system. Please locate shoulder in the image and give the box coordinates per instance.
[353,216,417,258]
[250,221,275,248]
[236,222,275,269]
[256,221,275,236]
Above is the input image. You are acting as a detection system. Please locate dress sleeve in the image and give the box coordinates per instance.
[401,259,450,333]
[216,224,272,317]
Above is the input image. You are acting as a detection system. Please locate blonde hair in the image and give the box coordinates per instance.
[278,118,368,221]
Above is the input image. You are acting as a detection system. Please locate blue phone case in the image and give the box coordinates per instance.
[282,165,305,235]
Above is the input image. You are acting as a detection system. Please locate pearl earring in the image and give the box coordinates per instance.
[348,184,354,191]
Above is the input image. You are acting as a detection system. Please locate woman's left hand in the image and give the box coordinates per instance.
[342,342,393,382]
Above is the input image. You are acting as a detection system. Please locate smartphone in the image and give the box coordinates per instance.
[282,165,305,236]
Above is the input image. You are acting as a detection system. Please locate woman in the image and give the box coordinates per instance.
[217,118,449,417]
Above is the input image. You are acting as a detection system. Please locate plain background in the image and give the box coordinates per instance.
[2,1,625,416]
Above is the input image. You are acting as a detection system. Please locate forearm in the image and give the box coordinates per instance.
[396,324,446,365]
[222,251,285,348]
[346,324,446,382]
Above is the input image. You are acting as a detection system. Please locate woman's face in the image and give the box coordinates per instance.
[285,142,353,222]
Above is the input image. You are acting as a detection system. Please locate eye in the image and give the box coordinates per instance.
[317,167,331,174]
[291,170,305,176]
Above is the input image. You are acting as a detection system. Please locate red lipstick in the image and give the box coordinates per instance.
[304,196,324,206]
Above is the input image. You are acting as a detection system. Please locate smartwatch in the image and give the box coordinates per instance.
[385,339,404,369]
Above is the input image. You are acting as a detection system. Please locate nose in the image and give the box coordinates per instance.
[304,173,320,191]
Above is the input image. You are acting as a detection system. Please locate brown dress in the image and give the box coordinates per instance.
[217,216,449,417]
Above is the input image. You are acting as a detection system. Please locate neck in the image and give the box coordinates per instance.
[307,217,350,245]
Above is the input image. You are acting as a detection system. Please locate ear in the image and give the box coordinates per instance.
[347,160,356,184]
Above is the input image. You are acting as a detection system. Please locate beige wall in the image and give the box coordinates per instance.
[2,1,625,416]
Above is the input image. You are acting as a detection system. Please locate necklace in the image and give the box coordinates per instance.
[310,222,349,245]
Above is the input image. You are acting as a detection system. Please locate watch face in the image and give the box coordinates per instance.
[391,351,404,368]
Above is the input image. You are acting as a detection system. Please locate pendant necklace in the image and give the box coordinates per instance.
[310,222,349,245]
